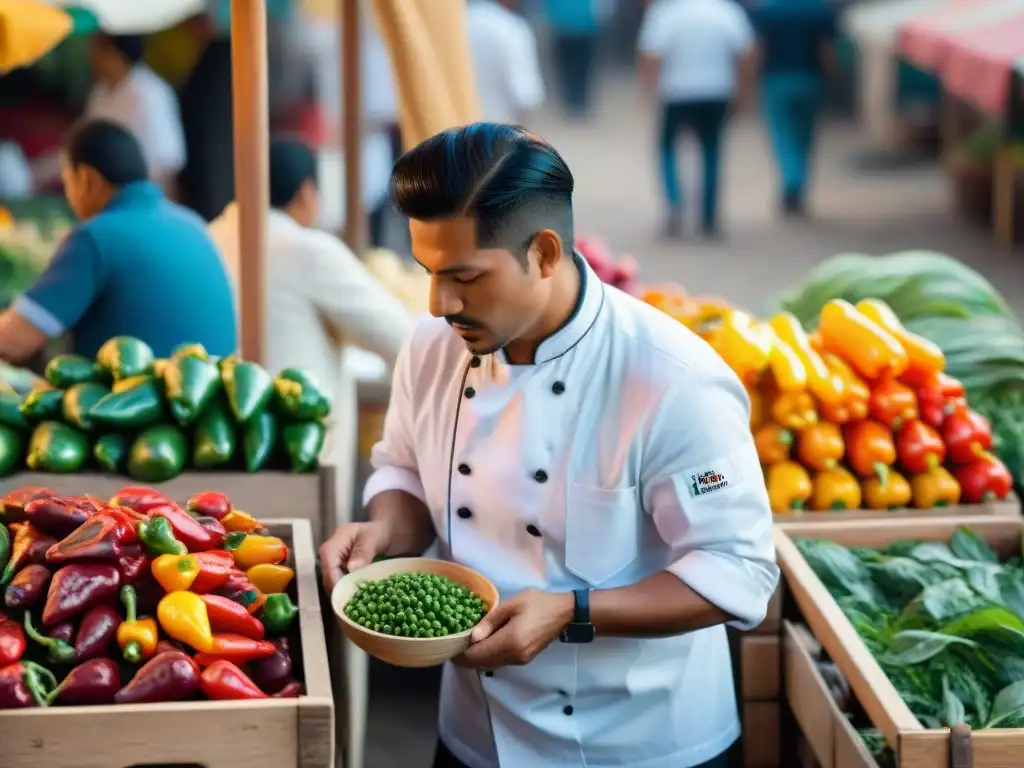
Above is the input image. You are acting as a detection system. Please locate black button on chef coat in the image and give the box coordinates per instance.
[457,507,472,519]
[563,705,574,716]
[526,524,541,537]
[470,356,481,368]
[551,381,565,395]
[464,386,476,399]
[534,469,548,483]
[458,464,471,475]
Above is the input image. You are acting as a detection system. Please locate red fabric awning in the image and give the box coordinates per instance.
[942,13,1024,114]
[897,0,1020,71]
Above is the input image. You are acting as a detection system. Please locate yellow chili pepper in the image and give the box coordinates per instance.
[796,422,845,471]
[747,386,765,430]
[862,471,912,511]
[768,336,807,393]
[708,311,773,383]
[116,585,158,663]
[766,461,813,513]
[810,468,862,511]
[910,467,961,509]
[151,553,200,592]
[157,591,214,652]
[754,424,792,465]
[819,299,908,380]
[823,354,870,421]
[856,299,945,379]
[247,563,295,594]
[224,532,288,570]
[220,509,262,533]
[770,391,818,431]
[770,313,844,405]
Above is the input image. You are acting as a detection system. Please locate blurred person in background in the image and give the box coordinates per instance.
[467,0,546,125]
[544,0,605,118]
[0,119,236,364]
[639,0,755,240]
[748,0,838,217]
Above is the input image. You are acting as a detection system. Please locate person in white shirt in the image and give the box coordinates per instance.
[320,123,777,768]
[86,34,187,191]
[467,0,546,125]
[638,0,755,239]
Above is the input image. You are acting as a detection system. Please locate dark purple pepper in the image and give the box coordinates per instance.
[4,564,51,609]
[195,516,227,548]
[23,498,91,540]
[0,487,57,525]
[50,622,76,644]
[73,604,120,661]
[115,651,200,704]
[0,661,57,708]
[42,564,121,627]
[249,637,293,694]
[48,658,120,705]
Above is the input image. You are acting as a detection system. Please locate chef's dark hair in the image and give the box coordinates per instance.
[269,138,318,208]
[388,122,574,261]
[98,34,146,65]
[63,118,149,186]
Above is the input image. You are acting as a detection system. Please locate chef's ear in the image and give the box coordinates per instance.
[531,229,563,278]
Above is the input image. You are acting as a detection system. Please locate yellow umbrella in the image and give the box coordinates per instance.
[0,0,72,74]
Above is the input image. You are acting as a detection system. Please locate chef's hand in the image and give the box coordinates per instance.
[319,522,392,592]
[455,589,575,669]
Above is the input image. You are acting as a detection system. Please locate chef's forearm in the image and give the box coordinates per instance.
[589,571,733,638]
[367,490,437,556]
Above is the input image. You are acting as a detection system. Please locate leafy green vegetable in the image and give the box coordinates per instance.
[799,526,1024,730]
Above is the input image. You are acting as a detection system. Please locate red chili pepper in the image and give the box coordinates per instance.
[942,407,993,464]
[214,569,267,615]
[0,611,26,666]
[148,504,216,552]
[201,594,265,640]
[107,486,175,515]
[116,542,151,583]
[195,517,227,549]
[193,634,276,666]
[869,378,918,430]
[190,550,236,593]
[23,498,91,540]
[186,491,232,521]
[896,419,947,474]
[954,453,1013,503]
[199,660,268,700]
[0,487,57,525]
[64,496,105,517]
[1,524,57,586]
[45,509,136,567]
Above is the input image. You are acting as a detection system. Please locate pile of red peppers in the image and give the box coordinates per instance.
[0,485,304,708]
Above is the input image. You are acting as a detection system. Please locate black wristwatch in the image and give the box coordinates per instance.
[559,589,595,644]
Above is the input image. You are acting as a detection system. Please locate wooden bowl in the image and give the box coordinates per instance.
[330,557,499,668]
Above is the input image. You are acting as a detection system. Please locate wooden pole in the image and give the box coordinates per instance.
[341,0,366,253]
[231,0,270,364]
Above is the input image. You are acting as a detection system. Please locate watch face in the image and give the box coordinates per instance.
[565,623,595,644]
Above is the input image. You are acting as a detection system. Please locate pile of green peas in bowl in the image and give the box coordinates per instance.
[343,571,489,638]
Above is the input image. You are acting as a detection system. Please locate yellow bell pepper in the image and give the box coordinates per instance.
[823,354,870,421]
[767,336,807,393]
[766,461,813,513]
[224,532,288,570]
[708,311,773,383]
[116,585,159,663]
[856,299,945,379]
[796,422,844,471]
[157,591,214,652]
[770,391,818,432]
[220,509,262,533]
[819,299,908,380]
[151,553,200,592]
[747,386,765,430]
[247,563,295,594]
[910,467,961,509]
[769,313,844,405]
[862,471,912,511]
[754,424,792,465]
[810,468,862,511]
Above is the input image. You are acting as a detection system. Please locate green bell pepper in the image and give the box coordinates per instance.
[164,356,221,426]
[271,368,331,421]
[93,433,129,473]
[89,377,165,431]
[171,343,209,362]
[138,516,186,556]
[224,361,273,424]
[217,354,238,383]
[281,421,325,473]
[193,397,237,469]
[19,386,64,424]
[44,354,104,389]
[61,382,110,432]
[0,391,27,431]
[96,336,154,381]
[243,410,279,472]
[151,358,170,381]
[127,423,187,483]
[260,593,298,636]
[26,421,89,473]
[0,425,23,477]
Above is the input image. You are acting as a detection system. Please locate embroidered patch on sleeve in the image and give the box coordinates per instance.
[687,469,730,498]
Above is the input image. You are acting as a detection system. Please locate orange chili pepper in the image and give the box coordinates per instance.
[796,422,845,471]
[770,391,818,431]
[869,378,918,430]
[844,420,896,484]
[819,300,908,380]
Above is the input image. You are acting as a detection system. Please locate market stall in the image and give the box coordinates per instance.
[897,0,1024,74]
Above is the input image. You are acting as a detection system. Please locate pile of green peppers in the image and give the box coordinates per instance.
[0,337,331,482]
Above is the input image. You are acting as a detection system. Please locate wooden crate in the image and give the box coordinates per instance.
[741,635,781,701]
[776,515,1024,767]
[0,466,338,544]
[743,701,781,768]
[773,492,1019,522]
[0,518,334,768]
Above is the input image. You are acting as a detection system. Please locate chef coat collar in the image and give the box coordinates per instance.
[498,250,605,366]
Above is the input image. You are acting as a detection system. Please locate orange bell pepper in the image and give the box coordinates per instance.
[769,313,844,405]
[767,336,807,393]
[856,299,945,378]
[810,468,862,511]
[845,420,897,484]
[747,386,766,430]
[869,378,918,430]
[818,300,908,380]
[823,354,869,420]
[910,467,961,508]
[862,471,912,510]
[708,311,773,383]
[770,391,817,431]
[754,424,793,465]
[796,422,844,471]
[766,461,813,513]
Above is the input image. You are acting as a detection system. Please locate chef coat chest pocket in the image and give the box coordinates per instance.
[565,483,640,586]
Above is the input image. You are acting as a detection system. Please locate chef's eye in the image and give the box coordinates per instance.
[452,273,481,285]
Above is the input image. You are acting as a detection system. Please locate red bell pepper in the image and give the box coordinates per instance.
[148,504,216,552]
[869,378,918,430]
[201,594,265,640]
[192,633,276,666]
[64,495,105,517]
[199,660,267,700]
[954,453,1013,503]
[107,486,174,515]
[186,491,232,521]
[1,523,57,586]
[942,407,993,464]
[896,420,947,474]
[915,385,948,429]
[189,550,235,593]
[0,611,26,666]
[45,508,138,566]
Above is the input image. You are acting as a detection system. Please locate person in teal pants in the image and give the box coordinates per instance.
[749,0,837,216]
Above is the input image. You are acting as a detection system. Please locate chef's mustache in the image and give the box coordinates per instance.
[445,315,485,329]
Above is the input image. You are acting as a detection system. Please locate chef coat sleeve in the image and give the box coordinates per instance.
[640,366,779,630]
[361,331,426,508]
[14,230,106,338]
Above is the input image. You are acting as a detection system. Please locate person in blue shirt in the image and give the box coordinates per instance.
[544,0,602,117]
[748,0,838,216]
[0,119,237,364]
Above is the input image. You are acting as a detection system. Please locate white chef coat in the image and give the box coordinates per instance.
[86,64,187,180]
[363,255,778,768]
[467,0,546,124]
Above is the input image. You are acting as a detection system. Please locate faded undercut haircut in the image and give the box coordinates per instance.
[388,123,575,261]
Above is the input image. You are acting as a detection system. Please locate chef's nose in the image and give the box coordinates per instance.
[429,276,463,318]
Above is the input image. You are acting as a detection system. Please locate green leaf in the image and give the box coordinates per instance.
[941,606,1024,639]
[984,680,1024,728]
[880,630,979,665]
[941,676,967,726]
[951,527,1000,564]
[901,579,985,627]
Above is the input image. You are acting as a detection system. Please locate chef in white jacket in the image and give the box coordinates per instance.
[321,123,778,768]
